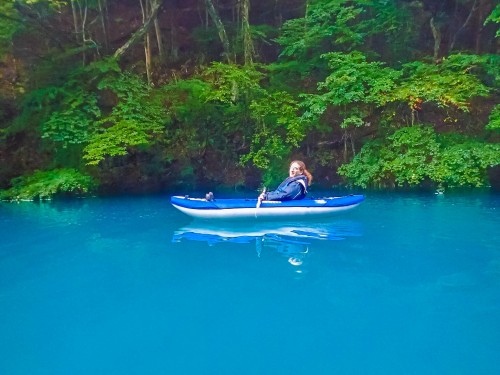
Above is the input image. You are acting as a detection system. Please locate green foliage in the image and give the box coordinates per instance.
[2,0,499,193]
[338,126,439,187]
[396,55,491,111]
[83,72,167,165]
[277,0,417,61]
[249,24,278,46]
[266,59,324,92]
[277,0,367,58]
[0,168,95,201]
[160,71,260,186]
[481,54,500,87]
[432,134,500,187]
[36,62,115,159]
[163,78,213,124]
[7,86,59,135]
[201,62,310,180]
[23,0,69,7]
[41,59,121,146]
[83,57,121,75]
[365,0,416,59]
[0,0,71,55]
[42,87,100,145]
[242,91,304,170]
[485,4,500,37]
[161,77,234,163]
[319,51,401,106]
[83,120,152,163]
[486,104,500,131]
[37,59,169,166]
[301,51,401,125]
[300,52,493,136]
[202,62,266,103]
[159,62,312,184]
[338,126,500,188]
[0,2,21,54]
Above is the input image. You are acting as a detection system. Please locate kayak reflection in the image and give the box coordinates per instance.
[172,220,362,267]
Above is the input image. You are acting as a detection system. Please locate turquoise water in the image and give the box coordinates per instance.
[1,192,499,374]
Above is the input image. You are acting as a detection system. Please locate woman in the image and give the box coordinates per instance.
[258,160,313,202]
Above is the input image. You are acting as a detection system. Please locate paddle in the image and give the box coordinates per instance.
[255,187,266,218]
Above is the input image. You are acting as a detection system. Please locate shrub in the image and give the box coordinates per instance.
[338,126,500,189]
[0,168,95,201]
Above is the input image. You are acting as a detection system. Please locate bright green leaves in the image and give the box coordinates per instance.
[42,87,100,145]
[433,135,500,187]
[160,78,222,163]
[96,72,166,132]
[83,120,151,165]
[83,72,167,165]
[385,126,440,186]
[277,0,416,61]
[487,104,500,131]
[23,0,69,7]
[301,52,493,130]
[203,62,265,103]
[83,57,121,75]
[243,91,303,170]
[162,78,212,124]
[202,62,305,171]
[396,55,491,111]
[158,62,307,185]
[40,62,168,166]
[338,126,440,188]
[0,1,22,55]
[338,126,500,188]
[485,4,500,38]
[277,0,367,58]
[301,51,401,127]
[0,168,95,201]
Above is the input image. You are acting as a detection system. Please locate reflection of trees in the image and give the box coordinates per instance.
[0,199,88,227]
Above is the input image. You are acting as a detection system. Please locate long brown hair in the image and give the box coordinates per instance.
[291,160,313,186]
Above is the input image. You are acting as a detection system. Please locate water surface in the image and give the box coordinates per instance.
[1,192,499,374]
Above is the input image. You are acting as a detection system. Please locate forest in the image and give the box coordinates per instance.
[0,0,499,200]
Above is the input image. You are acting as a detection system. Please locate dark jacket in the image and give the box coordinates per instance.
[264,175,308,201]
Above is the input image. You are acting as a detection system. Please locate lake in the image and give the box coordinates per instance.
[1,192,499,374]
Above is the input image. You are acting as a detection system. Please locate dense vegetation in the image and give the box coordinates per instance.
[0,0,499,200]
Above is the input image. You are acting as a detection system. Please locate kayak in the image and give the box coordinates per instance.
[170,194,365,219]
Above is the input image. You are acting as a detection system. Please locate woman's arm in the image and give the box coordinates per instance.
[265,180,304,201]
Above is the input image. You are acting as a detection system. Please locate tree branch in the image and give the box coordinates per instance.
[449,0,478,52]
[113,0,161,61]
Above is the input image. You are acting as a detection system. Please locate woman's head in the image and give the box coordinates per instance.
[289,160,313,185]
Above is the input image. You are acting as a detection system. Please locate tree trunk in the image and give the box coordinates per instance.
[97,0,109,52]
[342,130,348,162]
[77,0,88,63]
[430,17,441,62]
[70,0,80,44]
[140,0,153,84]
[240,0,255,65]
[154,8,165,62]
[204,0,232,63]
[113,0,161,61]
